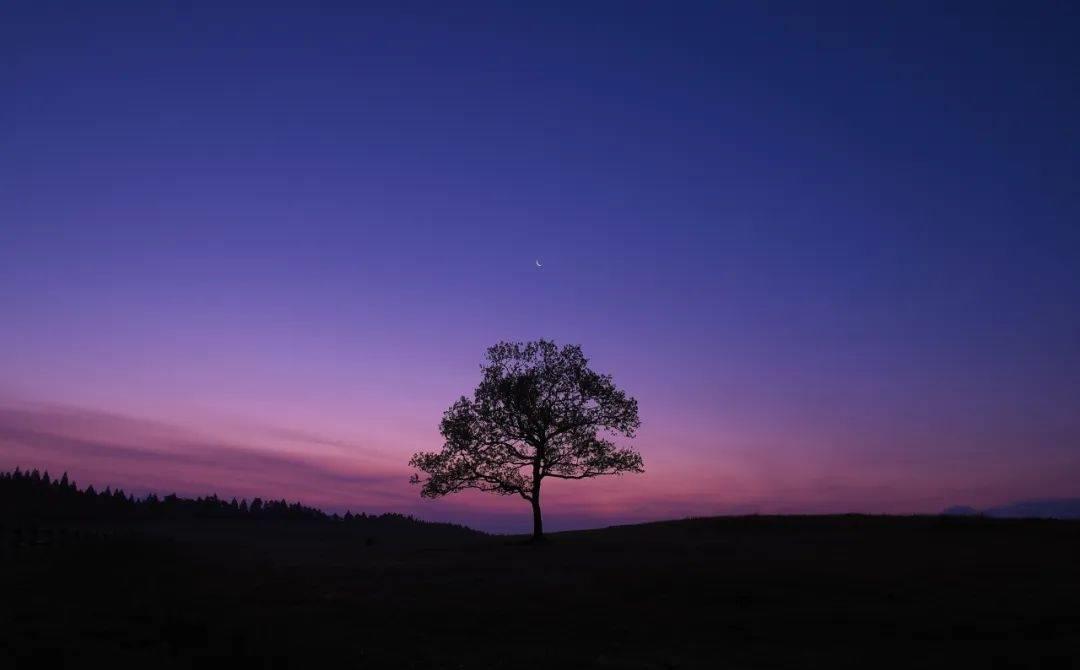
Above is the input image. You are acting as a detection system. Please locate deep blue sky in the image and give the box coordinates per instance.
[2,2,1078,529]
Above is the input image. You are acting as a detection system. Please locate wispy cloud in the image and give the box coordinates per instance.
[0,402,408,511]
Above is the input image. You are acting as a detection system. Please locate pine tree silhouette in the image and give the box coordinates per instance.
[0,466,480,538]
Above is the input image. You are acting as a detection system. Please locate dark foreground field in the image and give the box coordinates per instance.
[3,514,1079,669]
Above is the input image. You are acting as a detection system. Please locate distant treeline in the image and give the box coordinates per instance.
[0,467,482,535]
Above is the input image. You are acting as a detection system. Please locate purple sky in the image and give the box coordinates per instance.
[3,2,1079,532]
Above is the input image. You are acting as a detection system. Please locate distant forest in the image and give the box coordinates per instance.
[0,467,482,535]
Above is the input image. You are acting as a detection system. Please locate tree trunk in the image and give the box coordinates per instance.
[530,451,545,542]
[531,496,543,541]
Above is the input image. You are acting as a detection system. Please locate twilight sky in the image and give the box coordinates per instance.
[2,2,1079,532]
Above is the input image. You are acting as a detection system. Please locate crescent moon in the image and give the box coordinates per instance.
[535,259,543,268]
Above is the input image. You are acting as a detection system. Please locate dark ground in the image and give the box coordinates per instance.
[2,514,1079,669]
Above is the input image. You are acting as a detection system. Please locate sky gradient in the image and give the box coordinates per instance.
[3,2,1079,532]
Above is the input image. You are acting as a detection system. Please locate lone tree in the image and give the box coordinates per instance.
[409,340,644,540]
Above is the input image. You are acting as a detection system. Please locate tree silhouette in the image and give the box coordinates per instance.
[409,340,644,540]
[0,467,480,539]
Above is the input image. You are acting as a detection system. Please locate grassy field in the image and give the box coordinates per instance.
[3,514,1079,668]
